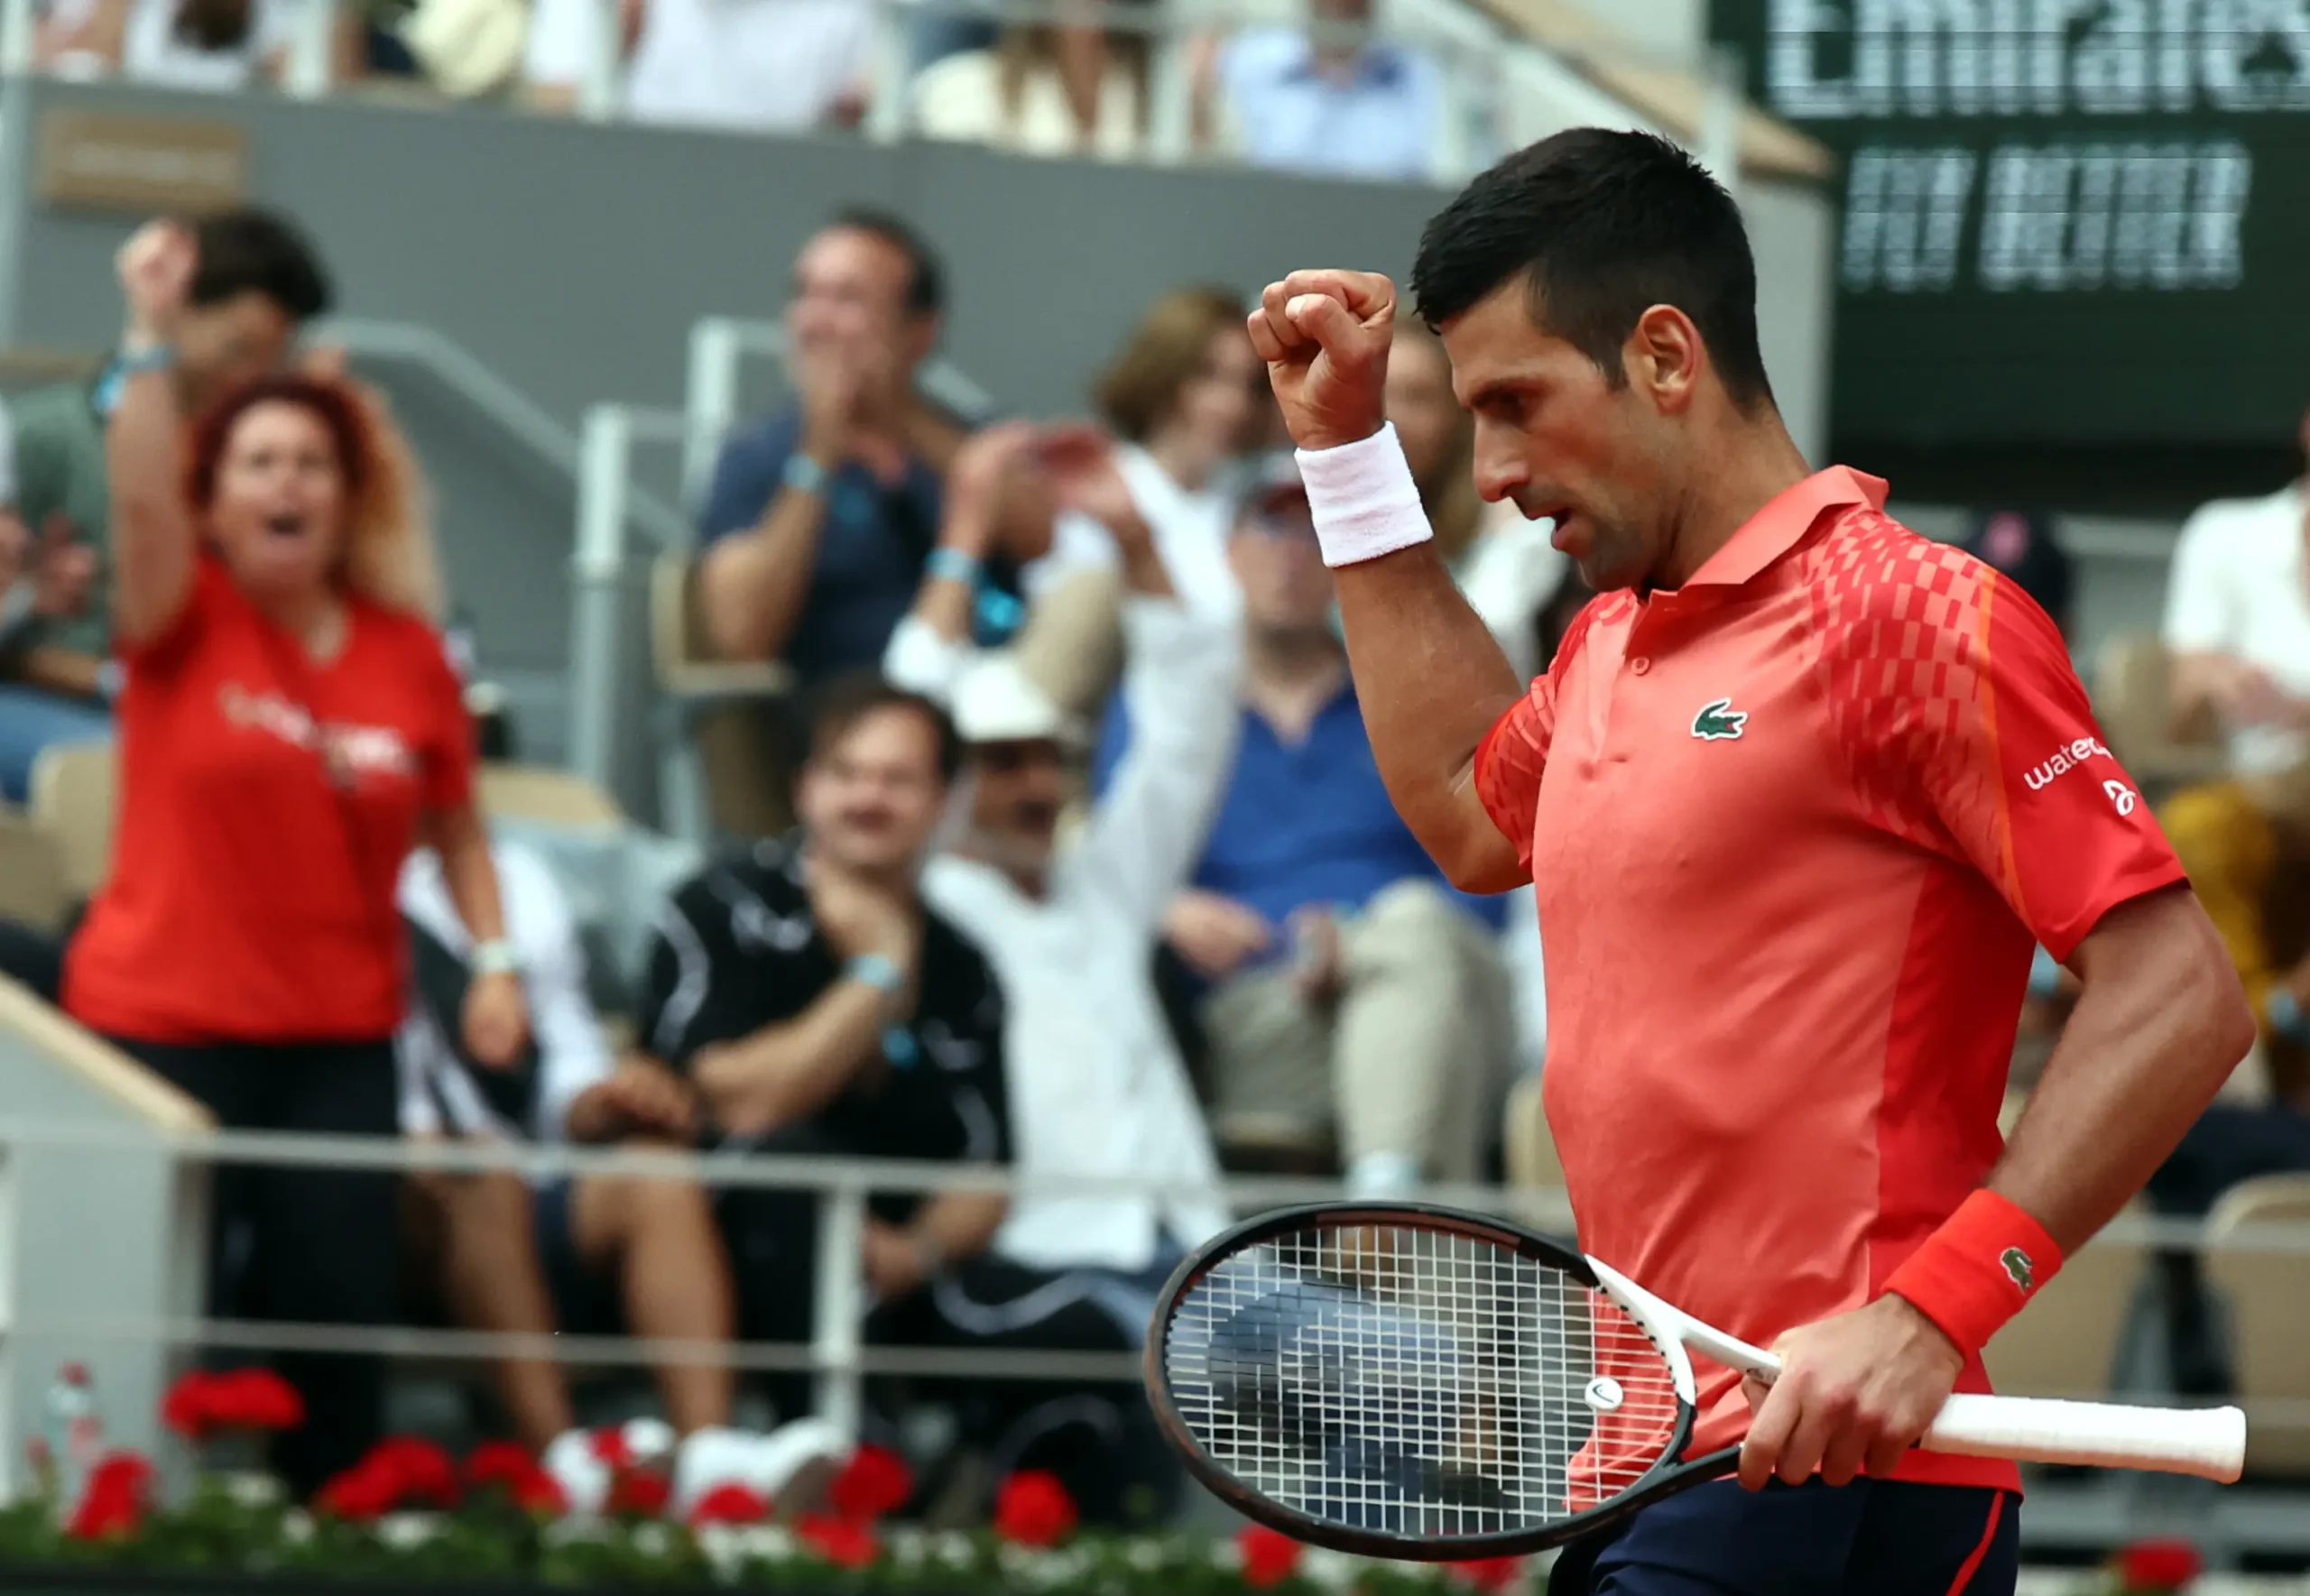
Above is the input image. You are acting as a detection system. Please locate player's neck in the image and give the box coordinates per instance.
[1656,414,1815,590]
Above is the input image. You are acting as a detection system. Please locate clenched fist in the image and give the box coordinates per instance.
[1247,270,1399,453]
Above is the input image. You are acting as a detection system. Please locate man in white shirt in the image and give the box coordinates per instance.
[399,837,841,1518]
[900,433,1241,1503]
[522,0,872,130]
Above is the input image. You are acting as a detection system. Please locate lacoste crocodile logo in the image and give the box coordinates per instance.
[2000,1246,2035,1293]
[1691,698,1748,741]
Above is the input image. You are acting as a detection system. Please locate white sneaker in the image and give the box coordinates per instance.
[541,1428,612,1518]
[670,1425,760,1519]
[750,1418,846,1519]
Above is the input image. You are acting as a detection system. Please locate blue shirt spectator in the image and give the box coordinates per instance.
[696,410,945,684]
[1216,21,1441,183]
[1094,678,1504,966]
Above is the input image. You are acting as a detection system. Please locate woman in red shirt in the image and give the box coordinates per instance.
[64,222,531,1494]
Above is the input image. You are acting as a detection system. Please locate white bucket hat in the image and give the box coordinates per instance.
[948,653,1086,748]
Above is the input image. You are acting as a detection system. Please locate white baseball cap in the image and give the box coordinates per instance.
[948,653,1086,747]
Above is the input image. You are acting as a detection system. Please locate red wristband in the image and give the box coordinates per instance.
[1882,1189,2065,1357]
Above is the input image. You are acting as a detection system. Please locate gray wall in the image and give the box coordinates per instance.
[0,79,1835,793]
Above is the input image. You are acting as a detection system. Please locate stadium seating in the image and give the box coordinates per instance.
[2204,1173,2310,1476]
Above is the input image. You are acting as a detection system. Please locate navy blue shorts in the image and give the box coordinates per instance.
[1547,1479,2018,1596]
[533,1179,624,1336]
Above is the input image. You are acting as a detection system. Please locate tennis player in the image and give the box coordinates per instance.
[1250,129,2254,1593]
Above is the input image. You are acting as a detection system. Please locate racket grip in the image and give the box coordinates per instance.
[1922,1394,2246,1483]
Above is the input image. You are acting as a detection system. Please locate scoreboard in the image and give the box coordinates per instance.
[1710,0,2310,447]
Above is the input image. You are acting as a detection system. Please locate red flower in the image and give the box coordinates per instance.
[1450,1555,1527,1592]
[463,1441,540,1491]
[162,1369,305,1440]
[161,1371,220,1439]
[1237,1525,1304,1587]
[589,1426,633,1469]
[513,1471,569,1518]
[2118,1538,2204,1591]
[364,1436,460,1508]
[461,1442,565,1518]
[605,1466,670,1519]
[828,1443,913,1521]
[992,1470,1077,1547]
[314,1462,400,1523]
[66,1453,154,1541]
[688,1482,771,1527]
[208,1368,304,1431]
[798,1512,881,1568]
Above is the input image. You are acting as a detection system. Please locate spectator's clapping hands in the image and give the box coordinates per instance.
[567,1056,699,1144]
[1162,889,1271,982]
[942,421,1043,558]
[461,970,532,1071]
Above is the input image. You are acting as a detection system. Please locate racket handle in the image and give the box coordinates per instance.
[1922,1394,2246,1483]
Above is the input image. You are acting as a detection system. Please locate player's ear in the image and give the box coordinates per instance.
[1627,305,1702,417]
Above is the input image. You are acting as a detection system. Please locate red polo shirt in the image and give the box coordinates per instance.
[1474,468,2185,1492]
[67,558,475,1046]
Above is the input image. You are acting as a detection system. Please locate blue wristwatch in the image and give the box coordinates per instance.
[847,953,903,995]
[926,547,981,586]
[93,344,177,419]
[782,454,829,498]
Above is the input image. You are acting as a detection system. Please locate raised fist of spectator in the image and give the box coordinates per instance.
[566,1056,699,1144]
[117,220,198,345]
[32,513,97,619]
[461,968,532,1070]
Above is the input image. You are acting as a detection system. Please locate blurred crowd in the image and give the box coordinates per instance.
[0,192,2305,1527]
[29,0,1467,184]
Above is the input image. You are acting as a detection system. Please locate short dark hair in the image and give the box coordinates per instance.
[189,208,333,323]
[1409,129,1773,411]
[808,671,962,784]
[826,207,945,318]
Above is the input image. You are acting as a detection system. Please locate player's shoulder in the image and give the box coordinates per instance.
[1799,503,2001,635]
[1800,505,2070,682]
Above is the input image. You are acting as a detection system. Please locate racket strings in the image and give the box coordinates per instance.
[1160,1223,1683,1537]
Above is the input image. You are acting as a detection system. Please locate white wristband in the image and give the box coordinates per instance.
[1296,423,1435,570]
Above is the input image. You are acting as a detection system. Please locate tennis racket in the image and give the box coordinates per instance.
[1143,1201,2246,1559]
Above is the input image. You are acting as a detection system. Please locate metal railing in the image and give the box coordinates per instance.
[0,1119,1573,1449]
[4,1115,2310,1561]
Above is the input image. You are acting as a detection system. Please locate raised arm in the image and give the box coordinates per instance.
[880,422,1041,697]
[1248,270,1530,893]
[106,225,202,652]
[1040,430,1244,927]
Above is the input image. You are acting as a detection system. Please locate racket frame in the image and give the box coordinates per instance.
[1147,1199,2249,1559]
[1143,1199,1711,1560]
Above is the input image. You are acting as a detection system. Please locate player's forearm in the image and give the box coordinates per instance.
[695,491,825,661]
[1333,548,1528,890]
[1993,886,2253,1253]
